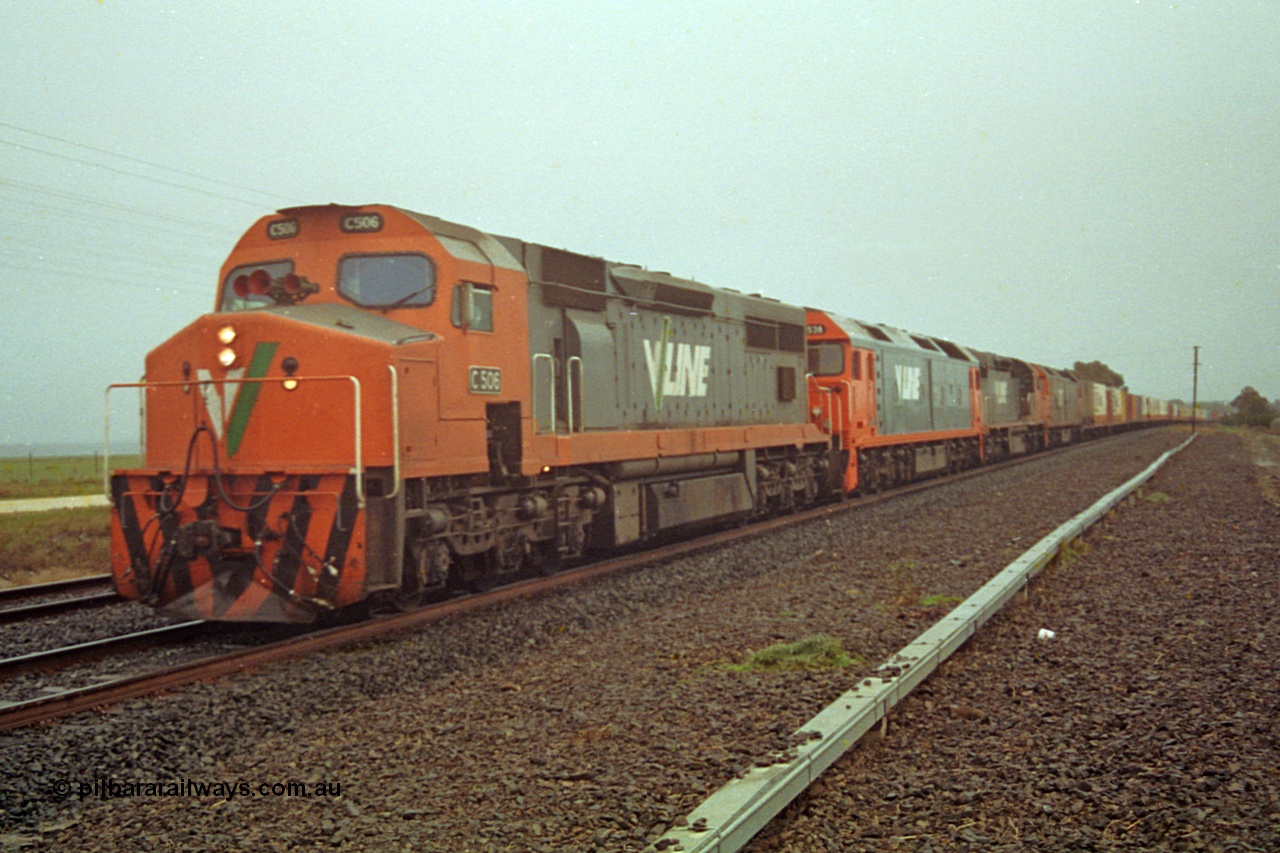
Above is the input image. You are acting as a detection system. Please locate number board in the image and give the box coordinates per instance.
[339,213,383,233]
[468,366,502,395]
[266,219,299,240]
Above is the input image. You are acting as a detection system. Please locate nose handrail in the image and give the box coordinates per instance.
[104,374,366,507]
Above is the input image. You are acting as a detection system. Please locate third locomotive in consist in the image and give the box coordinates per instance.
[108,205,1186,622]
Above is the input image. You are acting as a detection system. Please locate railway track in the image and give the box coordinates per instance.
[0,621,207,681]
[0,432,1158,735]
[0,578,120,624]
[2,428,1209,847]
[0,529,797,731]
[0,574,111,601]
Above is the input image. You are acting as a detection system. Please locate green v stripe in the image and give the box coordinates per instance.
[655,316,671,409]
[226,342,279,456]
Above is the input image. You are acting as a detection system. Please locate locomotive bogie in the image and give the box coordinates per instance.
[853,435,982,493]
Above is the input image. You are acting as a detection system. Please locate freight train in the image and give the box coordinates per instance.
[107,204,1186,622]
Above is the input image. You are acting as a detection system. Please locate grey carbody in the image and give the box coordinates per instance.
[970,349,1036,428]
[1042,367,1081,425]
[494,238,811,435]
[827,315,976,436]
[971,349,1081,428]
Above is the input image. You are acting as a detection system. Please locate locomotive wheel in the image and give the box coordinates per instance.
[459,554,498,594]
[392,565,423,611]
[393,541,428,611]
[532,537,563,576]
[800,473,819,506]
[395,539,450,611]
[496,531,526,574]
[859,454,881,494]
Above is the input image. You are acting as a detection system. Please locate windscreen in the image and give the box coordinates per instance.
[338,254,435,310]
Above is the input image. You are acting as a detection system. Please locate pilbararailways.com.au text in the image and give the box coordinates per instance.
[51,778,341,801]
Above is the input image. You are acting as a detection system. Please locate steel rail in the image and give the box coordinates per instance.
[0,590,121,625]
[0,573,113,604]
[0,621,206,681]
[652,433,1198,853]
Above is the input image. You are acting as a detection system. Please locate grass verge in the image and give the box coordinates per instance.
[723,635,865,673]
[0,507,111,588]
[0,454,141,500]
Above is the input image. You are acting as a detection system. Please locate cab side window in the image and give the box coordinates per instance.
[451,283,494,332]
[807,342,844,376]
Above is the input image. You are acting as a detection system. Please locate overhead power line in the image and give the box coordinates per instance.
[0,121,300,206]
[0,177,243,236]
[2,139,285,209]
[0,261,210,297]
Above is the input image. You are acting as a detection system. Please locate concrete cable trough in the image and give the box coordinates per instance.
[655,433,1198,853]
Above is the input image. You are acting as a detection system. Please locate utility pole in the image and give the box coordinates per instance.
[1191,345,1200,433]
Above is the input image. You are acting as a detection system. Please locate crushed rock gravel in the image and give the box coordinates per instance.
[747,429,1280,853]
[5,428,1268,852]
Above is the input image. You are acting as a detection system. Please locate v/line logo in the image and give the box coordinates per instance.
[895,364,923,402]
[643,340,711,405]
[197,367,244,439]
[197,341,280,455]
[642,318,711,407]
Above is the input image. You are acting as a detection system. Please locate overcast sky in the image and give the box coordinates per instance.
[2,1,1277,448]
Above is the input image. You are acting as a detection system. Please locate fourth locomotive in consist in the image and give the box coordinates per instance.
[109,205,1187,622]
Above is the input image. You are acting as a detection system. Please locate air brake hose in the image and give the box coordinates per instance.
[193,426,281,514]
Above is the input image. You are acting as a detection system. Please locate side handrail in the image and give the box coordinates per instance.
[806,376,851,452]
[104,374,366,506]
[531,353,556,434]
[830,383,849,449]
[386,365,400,499]
[567,356,584,433]
[841,379,858,448]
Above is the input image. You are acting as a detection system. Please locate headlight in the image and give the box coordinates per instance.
[218,347,237,368]
[217,325,237,345]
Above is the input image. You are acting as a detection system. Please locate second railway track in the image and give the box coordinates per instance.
[0,574,119,625]
[0,573,113,604]
[0,591,121,625]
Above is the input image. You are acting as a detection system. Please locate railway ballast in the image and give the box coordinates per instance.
[9,428,1269,850]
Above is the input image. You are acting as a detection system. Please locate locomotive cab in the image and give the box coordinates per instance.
[109,205,532,621]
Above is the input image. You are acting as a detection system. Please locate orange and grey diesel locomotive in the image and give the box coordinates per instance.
[109,204,1185,623]
[108,205,838,622]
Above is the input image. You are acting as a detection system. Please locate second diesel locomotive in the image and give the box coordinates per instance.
[109,204,1184,623]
